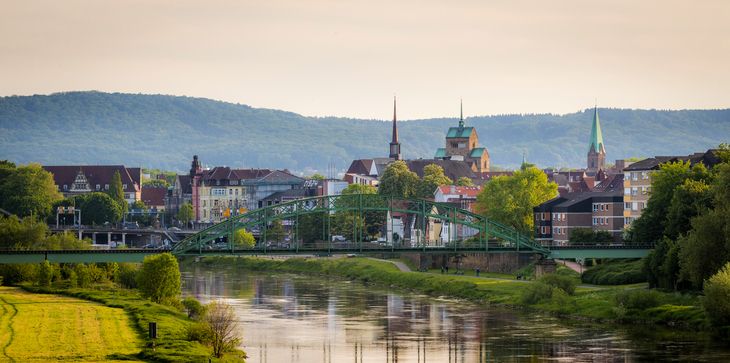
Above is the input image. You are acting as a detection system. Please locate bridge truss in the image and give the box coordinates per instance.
[171,194,552,256]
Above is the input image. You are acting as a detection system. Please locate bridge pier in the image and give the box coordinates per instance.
[535,259,558,277]
[122,233,126,247]
[108,232,112,245]
[93,232,97,244]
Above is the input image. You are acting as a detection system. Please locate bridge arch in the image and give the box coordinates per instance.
[172,194,550,256]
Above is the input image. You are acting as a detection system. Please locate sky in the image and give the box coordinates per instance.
[2,0,729,120]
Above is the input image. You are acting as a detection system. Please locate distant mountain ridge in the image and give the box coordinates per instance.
[1,91,727,172]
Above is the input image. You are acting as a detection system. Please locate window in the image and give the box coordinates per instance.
[535,213,539,221]
[625,202,631,210]
[632,202,638,210]
[63,185,68,191]
[641,202,646,210]
[216,180,220,185]
[552,213,556,220]
[641,172,647,179]
[105,184,109,190]
[203,200,206,207]
[593,204,599,212]
[96,184,101,190]
[624,172,630,180]
[458,142,466,148]
[600,204,605,211]
[122,184,127,189]
[235,189,238,195]
[624,187,630,196]
[124,193,130,199]
[641,186,648,194]
[592,217,599,226]
[553,227,557,234]
[472,142,475,147]
[632,187,638,196]
[625,217,631,225]
[451,142,458,148]
[229,189,233,195]
[632,172,638,181]
[230,180,238,185]
[214,200,218,206]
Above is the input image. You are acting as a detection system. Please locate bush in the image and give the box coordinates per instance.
[581,259,646,285]
[539,273,576,295]
[116,263,139,289]
[627,289,662,310]
[182,296,207,319]
[186,321,213,343]
[521,281,554,304]
[703,262,730,327]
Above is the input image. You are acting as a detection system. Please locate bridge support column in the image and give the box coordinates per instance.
[122,233,126,247]
[108,232,112,245]
[535,259,558,278]
[93,232,97,244]
[79,229,82,241]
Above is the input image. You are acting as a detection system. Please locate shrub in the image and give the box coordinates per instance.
[612,303,627,320]
[582,259,646,285]
[39,261,54,287]
[552,287,569,310]
[67,269,77,287]
[186,321,213,343]
[116,263,139,289]
[539,273,576,295]
[703,262,730,327]
[521,281,554,304]
[182,296,207,319]
[614,289,631,307]
[136,253,182,305]
[627,289,662,310]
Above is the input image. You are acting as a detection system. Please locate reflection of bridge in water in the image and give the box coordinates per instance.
[0,195,653,263]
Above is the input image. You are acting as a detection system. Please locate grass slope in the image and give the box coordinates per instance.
[20,284,246,363]
[0,286,143,362]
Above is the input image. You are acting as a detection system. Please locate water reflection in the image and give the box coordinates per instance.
[181,266,730,363]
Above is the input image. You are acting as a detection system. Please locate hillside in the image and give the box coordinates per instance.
[1,91,728,172]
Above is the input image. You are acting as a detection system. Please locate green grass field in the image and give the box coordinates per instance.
[0,286,144,362]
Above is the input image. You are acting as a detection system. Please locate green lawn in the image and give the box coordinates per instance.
[0,286,144,362]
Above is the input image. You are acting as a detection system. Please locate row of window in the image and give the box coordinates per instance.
[592,203,609,212]
[553,227,566,235]
[624,202,646,211]
[592,217,611,226]
[624,217,637,225]
[624,186,649,196]
[626,171,650,181]
[58,183,127,191]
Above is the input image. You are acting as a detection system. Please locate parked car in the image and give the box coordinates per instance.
[212,243,228,249]
[168,227,181,232]
[142,244,157,249]
[124,224,139,230]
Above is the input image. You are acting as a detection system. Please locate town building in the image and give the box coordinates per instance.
[622,149,721,225]
[43,165,142,205]
[140,186,167,211]
[434,101,490,172]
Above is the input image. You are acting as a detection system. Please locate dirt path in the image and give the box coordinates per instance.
[555,259,584,273]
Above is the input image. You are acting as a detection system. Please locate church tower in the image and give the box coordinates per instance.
[389,96,402,160]
[434,100,489,172]
[586,104,606,173]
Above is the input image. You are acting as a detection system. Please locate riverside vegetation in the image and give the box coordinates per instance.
[0,254,247,362]
[186,255,718,330]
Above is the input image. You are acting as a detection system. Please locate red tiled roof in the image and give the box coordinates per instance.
[43,165,140,193]
[437,185,482,198]
[141,186,167,208]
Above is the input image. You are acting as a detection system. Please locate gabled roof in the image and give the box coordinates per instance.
[141,186,167,207]
[446,126,474,138]
[436,185,482,198]
[346,159,372,175]
[256,170,305,183]
[434,148,447,158]
[592,174,624,192]
[469,148,487,158]
[43,165,140,193]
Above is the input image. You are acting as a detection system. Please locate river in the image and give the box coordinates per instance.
[180,266,730,363]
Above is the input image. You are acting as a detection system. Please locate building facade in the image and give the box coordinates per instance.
[43,165,142,205]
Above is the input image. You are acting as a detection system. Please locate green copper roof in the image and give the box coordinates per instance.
[588,107,605,154]
[446,126,474,138]
[470,148,486,158]
[434,148,447,158]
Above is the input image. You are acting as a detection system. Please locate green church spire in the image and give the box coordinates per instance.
[588,103,604,154]
[458,98,464,130]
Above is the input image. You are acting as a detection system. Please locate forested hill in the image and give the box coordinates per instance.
[1,91,728,172]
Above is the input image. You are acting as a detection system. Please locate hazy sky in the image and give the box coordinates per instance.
[2,0,728,120]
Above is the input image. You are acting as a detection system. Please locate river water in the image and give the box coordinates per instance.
[180,266,730,363]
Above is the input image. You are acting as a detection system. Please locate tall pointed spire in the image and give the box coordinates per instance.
[588,103,604,154]
[389,94,402,160]
[458,98,465,130]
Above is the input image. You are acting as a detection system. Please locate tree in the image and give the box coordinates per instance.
[455,177,473,187]
[475,167,558,236]
[311,174,327,180]
[182,296,207,319]
[0,214,48,250]
[130,200,149,225]
[136,253,182,305]
[377,161,418,198]
[176,202,195,228]
[107,171,128,214]
[0,160,16,208]
[341,183,377,195]
[81,192,122,226]
[39,260,54,287]
[702,262,730,327]
[234,228,256,249]
[267,219,286,242]
[0,162,62,219]
[415,164,452,199]
[142,179,170,187]
[201,300,242,358]
[569,228,614,245]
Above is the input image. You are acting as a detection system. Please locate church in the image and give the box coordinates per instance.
[433,101,490,172]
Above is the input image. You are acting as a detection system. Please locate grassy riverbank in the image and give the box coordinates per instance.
[188,255,708,329]
[17,284,245,362]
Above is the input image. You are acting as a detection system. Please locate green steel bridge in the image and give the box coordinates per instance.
[0,194,653,264]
